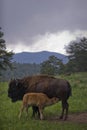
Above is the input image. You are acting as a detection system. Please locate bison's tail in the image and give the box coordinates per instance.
[67,82,72,99]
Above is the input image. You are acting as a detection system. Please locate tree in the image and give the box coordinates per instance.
[40,55,64,75]
[65,37,87,72]
[0,27,14,72]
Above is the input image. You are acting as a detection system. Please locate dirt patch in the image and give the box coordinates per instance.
[67,112,87,123]
[46,112,87,124]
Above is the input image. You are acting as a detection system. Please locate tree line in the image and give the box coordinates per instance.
[0,63,40,81]
[0,28,87,81]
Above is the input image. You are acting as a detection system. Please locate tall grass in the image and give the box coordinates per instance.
[65,72,87,113]
[0,72,87,130]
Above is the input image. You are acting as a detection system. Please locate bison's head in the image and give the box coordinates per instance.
[8,79,26,102]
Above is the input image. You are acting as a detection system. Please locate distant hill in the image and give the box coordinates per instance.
[13,51,68,64]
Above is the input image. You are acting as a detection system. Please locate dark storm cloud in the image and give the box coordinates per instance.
[1,0,87,46]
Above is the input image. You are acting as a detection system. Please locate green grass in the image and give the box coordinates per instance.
[0,72,87,130]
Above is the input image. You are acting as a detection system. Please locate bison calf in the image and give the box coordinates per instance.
[19,92,59,120]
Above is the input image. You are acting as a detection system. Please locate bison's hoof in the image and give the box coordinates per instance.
[59,115,63,119]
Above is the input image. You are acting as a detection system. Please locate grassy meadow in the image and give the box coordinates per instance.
[0,72,87,130]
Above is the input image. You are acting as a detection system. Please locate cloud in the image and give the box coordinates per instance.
[3,0,87,43]
[7,30,87,54]
[3,0,87,55]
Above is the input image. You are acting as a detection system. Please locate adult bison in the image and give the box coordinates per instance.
[8,75,72,120]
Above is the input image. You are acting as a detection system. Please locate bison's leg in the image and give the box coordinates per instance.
[32,106,40,118]
[59,101,64,119]
[60,100,69,120]
[64,101,69,120]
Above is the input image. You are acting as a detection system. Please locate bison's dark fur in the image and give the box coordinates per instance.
[8,75,72,120]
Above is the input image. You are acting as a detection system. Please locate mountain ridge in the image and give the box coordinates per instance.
[13,51,68,64]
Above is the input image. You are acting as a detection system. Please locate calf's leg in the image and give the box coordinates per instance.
[19,105,24,119]
[38,106,44,120]
[19,104,29,119]
[25,105,29,117]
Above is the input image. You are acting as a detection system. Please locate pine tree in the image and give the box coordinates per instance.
[65,37,87,72]
[0,27,14,72]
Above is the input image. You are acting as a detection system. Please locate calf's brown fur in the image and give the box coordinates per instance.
[19,92,59,120]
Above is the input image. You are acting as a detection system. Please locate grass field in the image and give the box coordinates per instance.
[0,72,87,130]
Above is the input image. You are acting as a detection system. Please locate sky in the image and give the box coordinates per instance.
[1,0,87,54]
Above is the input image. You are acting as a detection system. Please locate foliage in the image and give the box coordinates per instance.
[40,55,64,75]
[40,37,87,75]
[0,27,14,72]
[65,37,87,72]
[0,62,40,81]
[0,72,87,129]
